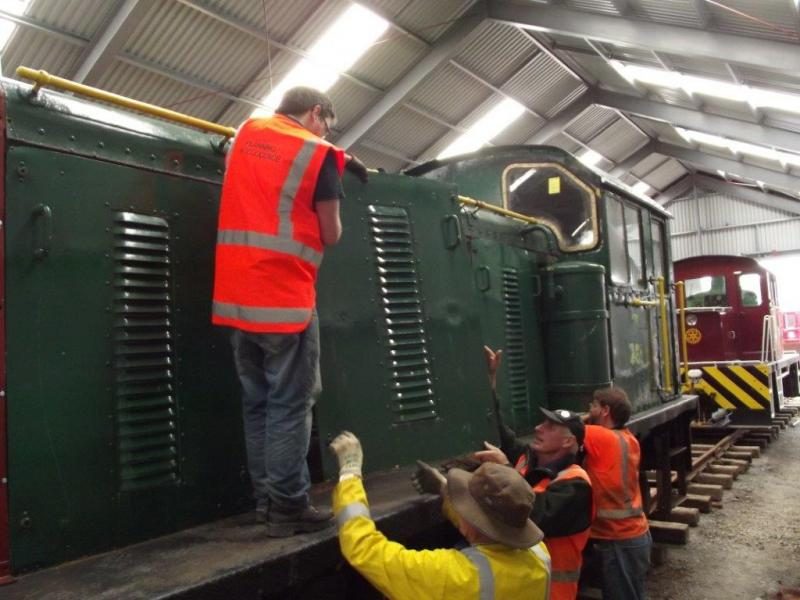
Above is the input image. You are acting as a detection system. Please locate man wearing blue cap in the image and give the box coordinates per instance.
[475,347,593,600]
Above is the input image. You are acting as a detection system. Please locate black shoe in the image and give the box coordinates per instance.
[266,504,334,537]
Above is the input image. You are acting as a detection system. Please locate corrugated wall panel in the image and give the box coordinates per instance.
[758,220,800,253]
[671,234,701,261]
[700,193,794,229]
[668,198,701,233]
[704,227,758,255]
[455,21,536,87]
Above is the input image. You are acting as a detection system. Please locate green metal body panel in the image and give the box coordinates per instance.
[410,146,679,416]
[541,262,612,412]
[315,176,495,475]
[3,82,248,571]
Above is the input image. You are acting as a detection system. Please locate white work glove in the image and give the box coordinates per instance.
[411,460,447,496]
[329,431,363,479]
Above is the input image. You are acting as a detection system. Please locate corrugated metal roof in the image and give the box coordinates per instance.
[586,118,649,162]
[348,32,426,90]
[631,153,670,178]
[493,112,545,146]
[454,21,536,88]
[326,78,382,134]
[349,141,408,172]
[28,0,116,38]
[2,26,83,78]
[501,51,585,118]
[204,0,326,42]
[635,0,704,29]
[407,63,494,124]
[364,0,476,43]
[566,105,617,141]
[564,0,622,16]
[363,104,449,158]
[641,158,688,190]
[708,0,799,44]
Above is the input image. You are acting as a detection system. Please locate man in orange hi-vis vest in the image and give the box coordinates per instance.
[475,347,593,600]
[213,87,368,537]
[584,387,652,600]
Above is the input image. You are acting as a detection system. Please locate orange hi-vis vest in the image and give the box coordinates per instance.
[584,425,649,540]
[212,114,345,333]
[531,463,593,600]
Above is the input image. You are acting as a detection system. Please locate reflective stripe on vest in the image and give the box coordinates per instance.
[551,568,581,583]
[217,229,323,266]
[460,546,494,600]
[277,139,317,238]
[212,302,312,327]
[595,430,644,520]
[531,543,552,600]
[336,501,370,529]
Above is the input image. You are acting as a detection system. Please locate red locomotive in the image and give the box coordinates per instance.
[674,255,800,425]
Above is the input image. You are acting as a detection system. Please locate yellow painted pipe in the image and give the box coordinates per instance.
[676,281,689,385]
[457,195,541,225]
[629,299,659,307]
[16,66,237,138]
[657,276,673,394]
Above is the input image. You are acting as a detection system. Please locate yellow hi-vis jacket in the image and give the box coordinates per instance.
[333,477,551,600]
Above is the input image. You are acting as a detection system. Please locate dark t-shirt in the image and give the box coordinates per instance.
[314,150,344,203]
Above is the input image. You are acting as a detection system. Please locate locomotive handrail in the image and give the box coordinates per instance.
[676,281,689,383]
[677,306,733,313]
[657,276,673,394]
[16,66,237,139]
[457,195,542,225]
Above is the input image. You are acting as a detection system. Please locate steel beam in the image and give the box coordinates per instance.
[336,12,485,149]
[594,89,800,154]
[487,0,800,74]
[689,174,800,216]
[73,0,151,85]
[655,174,694,205]
[654,141,800,195]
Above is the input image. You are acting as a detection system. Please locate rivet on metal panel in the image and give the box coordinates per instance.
[37,127,45,135]
[172,159,179,167]
[19,513,32,529]
[149,154,156,160]
[195,164,202,170]
[97,141,104,149]
[68,135,76,141]
[124,147,131,154]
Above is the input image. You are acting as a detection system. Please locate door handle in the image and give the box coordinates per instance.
[33,204,53,259]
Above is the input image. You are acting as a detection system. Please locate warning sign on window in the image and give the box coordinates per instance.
[548,176,561,195]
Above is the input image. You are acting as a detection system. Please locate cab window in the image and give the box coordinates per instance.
[504,163,597,251]
[739,273,762,307]
[685,276,728,307]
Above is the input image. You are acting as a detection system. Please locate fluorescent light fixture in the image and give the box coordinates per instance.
[252,3,389,117]
[677,127,800,168]
[577,149,605,168]
[611,60,800,116]
[509,168,538,192]
[631,181,652,195]
[437,98,526,159]
[0,0,31,51]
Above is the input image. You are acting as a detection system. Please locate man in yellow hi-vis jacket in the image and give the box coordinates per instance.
[329,431,551,600]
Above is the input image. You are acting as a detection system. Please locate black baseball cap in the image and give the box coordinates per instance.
[540,407,585,446]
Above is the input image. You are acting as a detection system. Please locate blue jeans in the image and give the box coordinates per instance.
[231,312,321,513]
[595,531,652,600]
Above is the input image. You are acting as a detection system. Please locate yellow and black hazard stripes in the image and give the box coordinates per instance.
[694,364,772,411]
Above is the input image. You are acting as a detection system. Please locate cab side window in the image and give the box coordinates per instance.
[504,164,597,252]
[739,273,762,307]
[685,275,728,307]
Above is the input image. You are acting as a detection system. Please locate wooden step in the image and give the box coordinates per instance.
[649,520,690,545]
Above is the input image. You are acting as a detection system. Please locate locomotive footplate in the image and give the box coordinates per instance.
[3,468,446,600]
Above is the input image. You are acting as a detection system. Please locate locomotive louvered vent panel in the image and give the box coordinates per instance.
[368,205,437,423]
[113,212,179,492]
[502,268,529,415]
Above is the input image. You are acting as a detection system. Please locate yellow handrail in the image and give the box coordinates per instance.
[457,195,541,225]
[16,66,237,138]
[657,276,673,394]
[629,299,659,307]
[676,281,689,385]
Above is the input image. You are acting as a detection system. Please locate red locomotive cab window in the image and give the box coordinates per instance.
[503,163,598,252]
[738,273,763,307]
[685,275,728,308]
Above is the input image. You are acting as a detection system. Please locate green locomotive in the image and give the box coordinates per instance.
[0,71,695,584]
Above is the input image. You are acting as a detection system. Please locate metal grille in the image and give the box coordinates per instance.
[502,268,529,418]
[368,205,437,423]
[112,212,179,491]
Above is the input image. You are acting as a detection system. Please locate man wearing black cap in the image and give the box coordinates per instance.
[329,431,551,600]
[475,348,593,600]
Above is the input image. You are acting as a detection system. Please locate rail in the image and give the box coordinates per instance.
[761,315,777,363]
[457,195,542,226]
[16,66,237,138]
[676,281,689,384]
[657,276,673,394]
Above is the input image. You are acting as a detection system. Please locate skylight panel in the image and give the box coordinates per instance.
[252,3,389,117]
[611,60,800,115]
[437,98,526,159]
[577,149,605,168]
[0,0,32,52]
[676,127,800,168]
